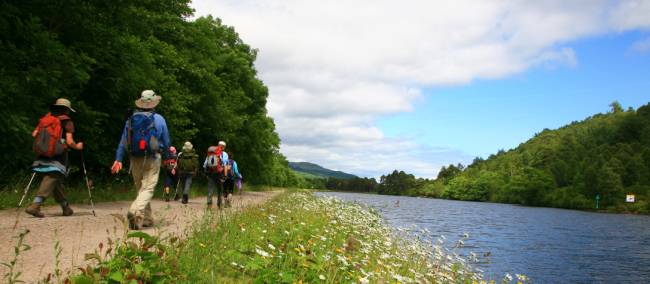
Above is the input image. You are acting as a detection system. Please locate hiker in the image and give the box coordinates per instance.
[176,141,199,204]
[25,98,84,218]
[111,90,171,230]
[203,141,229,208]
[223,152,243,206]
[162,146,178,202]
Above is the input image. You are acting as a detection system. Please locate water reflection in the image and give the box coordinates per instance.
[316,192,650,283]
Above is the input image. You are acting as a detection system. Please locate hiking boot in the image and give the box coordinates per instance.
[25,203,45,218]
[62,205,74,216]
[142,218,154,228]
[164,188,170,202]
[127,213,143,230]
[182,194,188,204]
[174,193,180,201]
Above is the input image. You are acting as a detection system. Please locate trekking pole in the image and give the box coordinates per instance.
[18,172,37,207]
[80,151,96,216]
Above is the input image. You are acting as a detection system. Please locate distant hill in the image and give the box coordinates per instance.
[289,162,358,179]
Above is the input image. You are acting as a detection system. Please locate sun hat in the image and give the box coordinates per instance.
[182,141,193,152]
[53,98,76,112]
[218,141,226,147]
[135,90,161,109]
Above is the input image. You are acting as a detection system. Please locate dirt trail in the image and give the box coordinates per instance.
[0,191,279,283]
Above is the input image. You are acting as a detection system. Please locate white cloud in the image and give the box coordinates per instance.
[630,37,650,54]
[192,0,650,178]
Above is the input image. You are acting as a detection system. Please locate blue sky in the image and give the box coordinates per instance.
[379,31,650,160]
[193,0,650,178]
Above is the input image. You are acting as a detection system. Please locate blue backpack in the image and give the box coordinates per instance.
[128,111,159,156]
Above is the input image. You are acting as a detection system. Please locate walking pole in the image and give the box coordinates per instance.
[80,151,96,216]
[18,172,37,207]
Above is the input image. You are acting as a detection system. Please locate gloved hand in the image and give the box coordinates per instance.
[111,161,122,174]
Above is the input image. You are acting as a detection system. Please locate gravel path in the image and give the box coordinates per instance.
[0,191,279,283]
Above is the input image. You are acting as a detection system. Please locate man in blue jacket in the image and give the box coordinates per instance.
[111,90,171,230]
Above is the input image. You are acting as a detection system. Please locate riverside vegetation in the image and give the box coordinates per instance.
[2,191,516,283]
[321,102,650,214]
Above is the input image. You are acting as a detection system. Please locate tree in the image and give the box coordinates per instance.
[0,1,300,188]
[610,101,623,113]
[436,164,463,184]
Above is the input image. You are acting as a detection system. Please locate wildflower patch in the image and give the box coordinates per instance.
[67,192,518,283]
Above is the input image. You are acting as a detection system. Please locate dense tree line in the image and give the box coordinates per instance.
[325,102,650,213]
[0,0,303,187]
[324,177,377,192]
[437,102,650,213]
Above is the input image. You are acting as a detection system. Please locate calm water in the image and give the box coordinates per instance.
[316,192,650,283]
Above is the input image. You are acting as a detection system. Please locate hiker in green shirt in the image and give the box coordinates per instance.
[176,141,199,204]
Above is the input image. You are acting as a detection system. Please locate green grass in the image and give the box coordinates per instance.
[65,191,501,283]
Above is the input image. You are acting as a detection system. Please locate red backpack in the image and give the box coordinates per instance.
[32,113,69,157]
[205,146,223,174]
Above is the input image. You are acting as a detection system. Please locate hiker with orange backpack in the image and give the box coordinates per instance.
[111,90,171,230]
[25,98,83,218]
[203,141,229,208]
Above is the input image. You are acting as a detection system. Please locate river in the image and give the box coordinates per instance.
[316,192,650,283]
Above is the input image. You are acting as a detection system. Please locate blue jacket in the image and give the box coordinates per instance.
[230,160,242,179]
[115,112,171,162]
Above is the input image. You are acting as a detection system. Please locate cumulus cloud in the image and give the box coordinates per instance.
[192,0,650,178]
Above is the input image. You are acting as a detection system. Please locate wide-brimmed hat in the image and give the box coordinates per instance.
[182,141,193,152]
[135,90,161,109]
[218,141,226,147]
[53,98,76,112]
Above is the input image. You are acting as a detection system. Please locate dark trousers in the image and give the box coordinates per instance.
[36,172,67,203]
[224,178,235,195]
[176,173,194,196]
[206,173,224,207]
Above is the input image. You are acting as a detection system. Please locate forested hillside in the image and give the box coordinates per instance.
[435,102,650,212]
[0,0,302,187]
[327,102,650,213]
[288,162,358,179]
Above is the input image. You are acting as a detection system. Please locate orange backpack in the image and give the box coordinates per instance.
[33,113,69,157]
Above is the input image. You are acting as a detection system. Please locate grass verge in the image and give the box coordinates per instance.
[60,191,500,283]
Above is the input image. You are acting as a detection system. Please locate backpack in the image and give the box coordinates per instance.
[163,154,177,171]
[127,112,159,156]
[205,146,223,174]
[32,113,69,158]
[177,150,199,173]
[225,159,234,178]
